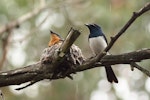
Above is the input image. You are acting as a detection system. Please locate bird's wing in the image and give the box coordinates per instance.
[102,34,108,45]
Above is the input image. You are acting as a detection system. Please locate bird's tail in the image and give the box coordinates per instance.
[105,66,118,83]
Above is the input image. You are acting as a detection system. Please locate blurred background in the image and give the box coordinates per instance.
[0,0,150,100]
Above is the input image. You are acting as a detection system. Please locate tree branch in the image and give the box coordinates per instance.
[76,48,150,72]
[0,1,85,35]
[105,2,150,52]
[0,2,149,90]
[59,28,81,56]
[0,48,150,88]
[130,62,150,77]
[80,2,150,69]
[0,4,49,35]
[0,28,81,89]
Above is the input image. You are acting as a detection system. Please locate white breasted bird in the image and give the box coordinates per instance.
[85,24,118,83]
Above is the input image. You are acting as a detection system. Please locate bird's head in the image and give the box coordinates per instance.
[85,24,103,38]
[48,31,63,47]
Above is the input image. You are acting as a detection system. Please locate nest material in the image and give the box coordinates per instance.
[40,42,85,77]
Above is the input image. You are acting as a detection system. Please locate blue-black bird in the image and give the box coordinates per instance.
[85,24,118,83]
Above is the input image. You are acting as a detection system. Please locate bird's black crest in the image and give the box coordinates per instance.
[50,30,61,38]
[49,30,64,40]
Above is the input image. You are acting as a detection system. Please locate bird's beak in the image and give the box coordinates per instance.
[50,30,54,34]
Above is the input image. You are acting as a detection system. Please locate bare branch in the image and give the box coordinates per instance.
[0,48,150,88]
[0,2,149,90]
[60,28,81,55]
[130,62,150,77]
[105,2,150,52]
[15,80,38,90]
[0,62,42,87]
[0,28,82,88]
[75,48,150,72]
[80,2,150,69]
[0,1,86,35]
[0,4,49,35]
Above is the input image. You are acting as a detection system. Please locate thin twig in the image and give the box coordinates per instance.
[15,81,37,90]
[130,62,150,77]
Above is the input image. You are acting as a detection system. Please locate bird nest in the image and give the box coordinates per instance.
[40,42,85,78]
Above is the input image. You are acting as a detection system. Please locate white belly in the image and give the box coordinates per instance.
[89,37,107,55]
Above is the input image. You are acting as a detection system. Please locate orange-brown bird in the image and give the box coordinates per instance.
[48,31,63,47]
[45,30,84,79]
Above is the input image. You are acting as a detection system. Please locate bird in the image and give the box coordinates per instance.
[47,30,83,79]
[48,30,63,47]
[85,24,118,83]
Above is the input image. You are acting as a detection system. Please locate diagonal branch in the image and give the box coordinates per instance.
[0,4,50,35]
[0,1,86,36]
[59,28,81,56]
[81,2,150,69]
[105,2,150,52]
[130,62,150,77]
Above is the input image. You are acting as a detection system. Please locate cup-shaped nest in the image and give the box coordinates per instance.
[40,42,85,77]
